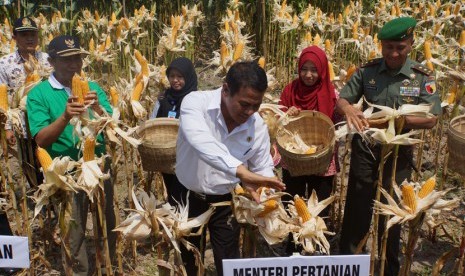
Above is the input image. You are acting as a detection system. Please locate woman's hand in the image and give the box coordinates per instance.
[287,106,300,116]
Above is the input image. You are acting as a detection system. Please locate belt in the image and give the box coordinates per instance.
[190,190,232,203]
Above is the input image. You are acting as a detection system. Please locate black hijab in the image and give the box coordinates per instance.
[157,57,198,118]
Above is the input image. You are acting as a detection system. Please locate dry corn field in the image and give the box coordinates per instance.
[1,0,465,275]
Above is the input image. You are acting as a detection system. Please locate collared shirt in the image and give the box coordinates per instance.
[27,77,112,161]
[341,58,441,115]
[175,88,275,195]
[0,50,50,98]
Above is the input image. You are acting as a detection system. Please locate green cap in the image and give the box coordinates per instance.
[378,17,416,41]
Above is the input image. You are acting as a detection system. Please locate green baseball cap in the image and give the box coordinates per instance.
[378,17,416,41]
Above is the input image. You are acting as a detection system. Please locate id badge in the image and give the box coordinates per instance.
[167,111,177,118]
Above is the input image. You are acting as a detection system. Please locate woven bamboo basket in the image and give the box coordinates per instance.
[448,114,465,177]
[276,110,335,176]
[136,118,179,173]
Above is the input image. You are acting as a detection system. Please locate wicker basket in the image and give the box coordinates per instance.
[448,115,465,177]
[276,110,335,176]
[136,118,179,173]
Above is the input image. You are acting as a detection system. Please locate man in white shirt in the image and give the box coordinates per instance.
[176,61,285,275]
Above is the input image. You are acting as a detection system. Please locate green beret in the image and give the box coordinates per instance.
[378,17,416,41]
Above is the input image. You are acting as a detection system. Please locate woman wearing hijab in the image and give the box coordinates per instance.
[279,46,338,217]
[151,57,197,205]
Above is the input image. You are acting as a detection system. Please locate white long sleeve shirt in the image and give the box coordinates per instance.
[175,87,274,195]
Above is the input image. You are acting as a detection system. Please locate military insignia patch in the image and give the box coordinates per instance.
[369,79,376,85]
[425,79,436,94]
[402,79,410,86]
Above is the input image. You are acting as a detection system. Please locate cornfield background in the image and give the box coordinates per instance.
[0,0,465,275]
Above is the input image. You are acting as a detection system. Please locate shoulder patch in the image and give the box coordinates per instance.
[361,58,383,68]
[412,63,433,76]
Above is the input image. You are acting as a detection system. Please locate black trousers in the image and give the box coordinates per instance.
[182,190,240,276]
[0,212,13,236]
[282,169,334,218]
[161,173,189,206]
[340,136,413,276]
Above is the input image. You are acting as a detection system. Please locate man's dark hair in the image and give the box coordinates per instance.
[225,61,267,96]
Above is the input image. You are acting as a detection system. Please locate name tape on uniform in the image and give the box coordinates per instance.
[223,255,369,276]
[0,236,29,268]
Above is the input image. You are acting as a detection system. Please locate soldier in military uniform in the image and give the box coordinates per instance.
[337,17,441,275]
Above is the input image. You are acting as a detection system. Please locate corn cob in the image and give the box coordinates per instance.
[181,5,187,17]
[401,184,417,213]
[447,81,458,104]
[418,176,436,199]
[72,74,84,104]
[233,42,244,61]
[220,40,228,67]
[121,17,130,29]
[36,147,53,170]
[459,30,465,47]
[0,84,8,111]
[313,34,321,46]
[83,137,96,162]
[134,73,143,86]
[258,57,265,69]
[80,78,90,100]
[304,32,312,46]
[224,21,230,32]
[352,20,359,40]
[135,50,149,77]
[424,40,432,60]
[324,39,331,53]
[428,3,436,16]
[338,13,343,25]
[110,12,117,25]
[105,35,111,49]
[433,23,441,36]
[234,10,240,21]
[89,38,95,52]
[131,80,144,101]
[10,40,16,54]
[295,196,311,223]
[98,41,105,52]
[94,10,100,21]
[109,86,119,106]
[328,62,335,81]
[345,64,357,82]
[453,2,461,16]
[235,185,245,195]
[257,200,278,217]
[368,50,377,60]
[116,25,122,39]
[426,60,434,71]
[302,9,310,24]
[25,73,40,84]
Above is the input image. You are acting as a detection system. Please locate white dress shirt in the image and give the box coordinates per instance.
[176,87,275,195]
